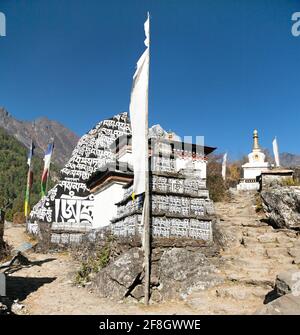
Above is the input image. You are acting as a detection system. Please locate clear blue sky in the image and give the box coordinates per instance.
[0,0,299,158]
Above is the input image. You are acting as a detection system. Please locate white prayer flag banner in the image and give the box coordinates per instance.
[130,13,150,195]
[273,137,280,167]
[222,152,228,181]
[43,142,54,170]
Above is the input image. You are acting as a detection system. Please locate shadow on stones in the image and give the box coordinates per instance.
[124,272,143,298]
[263,289,280,304]
[260,218,278,229]
[260,218,300,232]
[6,276,57,301]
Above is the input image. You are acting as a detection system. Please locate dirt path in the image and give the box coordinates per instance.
[3,226,195,315]
[2,192,300,315]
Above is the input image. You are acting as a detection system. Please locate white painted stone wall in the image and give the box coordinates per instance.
[118,151,133,167]
[237,181,260,191]
[93,182,126,228]
[243,165,270,179]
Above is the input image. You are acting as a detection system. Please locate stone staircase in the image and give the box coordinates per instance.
[185,190,300,314]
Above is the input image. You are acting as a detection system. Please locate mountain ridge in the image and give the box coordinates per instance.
[0,107,79,167]
[279,152,300,167]
[1,107,299,168]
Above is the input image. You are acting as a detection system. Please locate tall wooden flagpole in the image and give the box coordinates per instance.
[129,12,151,305]
[143,12,151,306]
[25,140,35,225]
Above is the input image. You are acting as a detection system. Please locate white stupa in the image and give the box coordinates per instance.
[237,130,271,191]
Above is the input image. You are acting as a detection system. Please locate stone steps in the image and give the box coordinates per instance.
[186,284,267,314]
[185,191,300,314]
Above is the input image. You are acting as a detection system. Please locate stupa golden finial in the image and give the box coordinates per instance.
[253,129,260,150]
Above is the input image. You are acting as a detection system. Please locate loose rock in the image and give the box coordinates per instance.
[275,270,300,296]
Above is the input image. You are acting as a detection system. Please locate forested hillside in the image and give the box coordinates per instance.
[0,128,59,222]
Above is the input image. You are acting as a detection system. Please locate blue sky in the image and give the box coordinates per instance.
[0,0,299,159]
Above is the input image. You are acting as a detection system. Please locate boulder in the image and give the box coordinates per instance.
[10,300,25,314]
[158,248,222,300]
[92,247,144,300]
[92,246,222,302]
[261,187,300,229]
[255,270,300,315]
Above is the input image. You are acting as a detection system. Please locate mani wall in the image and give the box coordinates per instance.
[30,113,215,246]
[111,142,215,242]
[29,112,131,239]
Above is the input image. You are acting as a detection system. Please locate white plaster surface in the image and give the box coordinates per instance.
[93,182,126,228]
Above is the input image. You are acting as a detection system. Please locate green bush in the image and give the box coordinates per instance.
[75,244,111,285]
[207,174,226,202]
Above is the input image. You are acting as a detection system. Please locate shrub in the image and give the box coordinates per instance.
[280,177,300,187]
[207,174,226,202]
[75,244,111,285]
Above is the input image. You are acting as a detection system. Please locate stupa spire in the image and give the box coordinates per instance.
[253,129,260,151]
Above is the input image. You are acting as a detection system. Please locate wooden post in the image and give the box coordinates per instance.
[143,178,151,305]
[143,12,151,305]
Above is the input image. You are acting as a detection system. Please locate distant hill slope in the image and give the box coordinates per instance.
[0,127,59,222]
[280,152,300,167]
[0,107,79,167]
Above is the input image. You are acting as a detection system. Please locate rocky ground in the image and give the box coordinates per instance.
[1,191,300,315]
